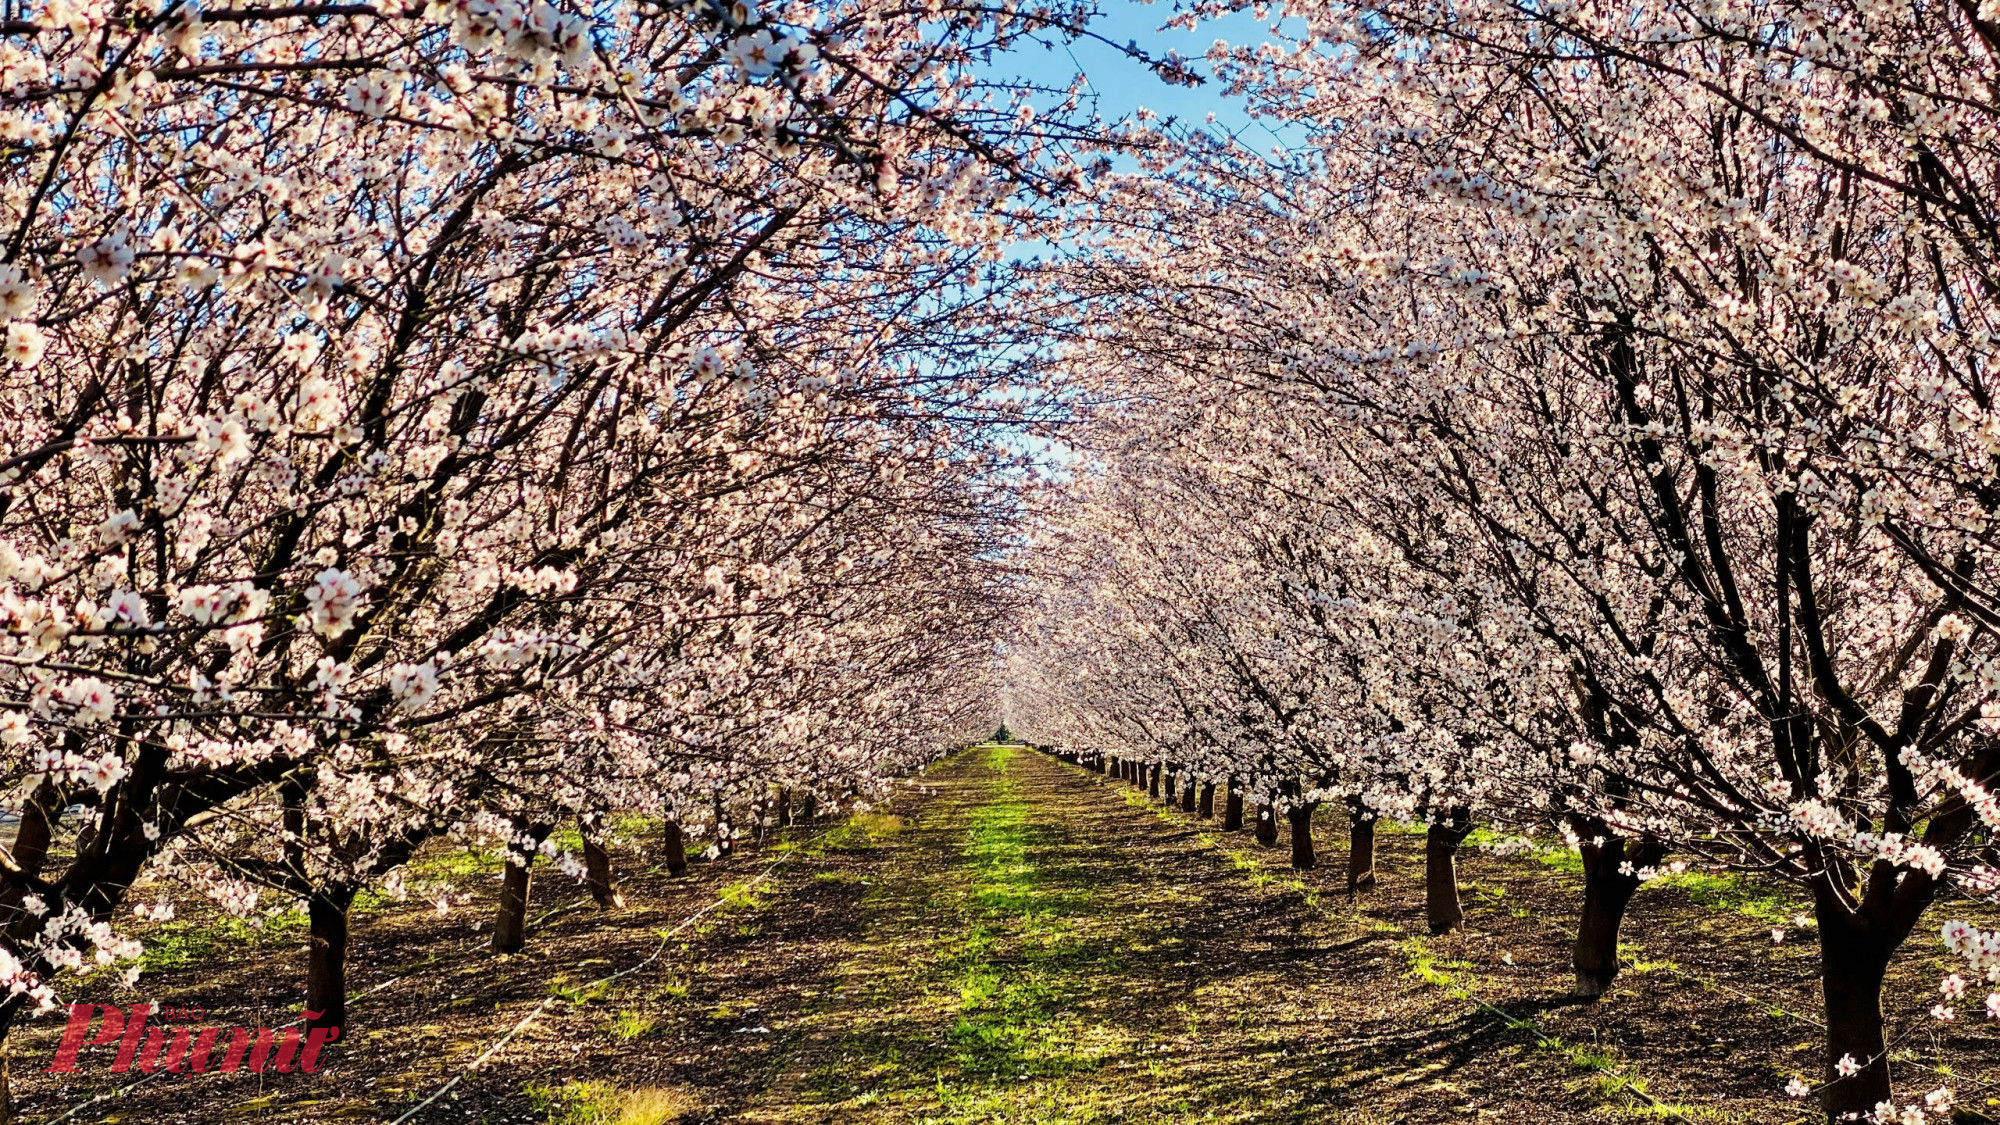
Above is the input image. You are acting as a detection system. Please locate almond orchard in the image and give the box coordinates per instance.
[5,0,2000,1122]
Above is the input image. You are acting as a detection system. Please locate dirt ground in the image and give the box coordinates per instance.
[11,746,2000,1124]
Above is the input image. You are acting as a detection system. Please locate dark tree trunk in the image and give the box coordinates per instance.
[777,789,792,828]
[1814,891,1897,1119]
[1148,763,1161,800]
[306,886,357,1032]
[1286,803,1318,869]
[662,821,689,878]
[0,783,54,916]
[1163,765,1178,804]
[492,822,550,954]
[1181,778,1197,813]
[1223,778,1244,831]
[1347,801,1377,894]
[1254,802,1278,847]
[1198,782,1215,819]
[799,793,818,821]
[1572,833,1662,999]
[582,835,624,909]
[1425,810,1475,934]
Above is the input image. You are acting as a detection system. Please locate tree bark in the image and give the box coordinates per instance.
[1181,777,1197,813]
[1347,801,1377,894]
[662,820,689,878]
[777,788,792,828]
[1813,892,1897,1119]
[1148,763,1161,800]
[1425,810,1475,934]
[582,834,624,909]
[1223,778,1244,831]
[0,783,55,917]
[1254,801,1278,847]
[1572,833,1662,999]
[491,822,550,954]
[1198,781,1215,819]
[1163,764,1178,804]
[306,886,357,1031]
[1286,802,1318,869]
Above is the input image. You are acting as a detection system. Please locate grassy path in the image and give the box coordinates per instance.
[733,745,1615,1125]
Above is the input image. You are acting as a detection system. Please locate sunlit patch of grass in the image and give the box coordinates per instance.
[849,812,907,836]
[1649,869,1806,926]
[549,975,613,1005]
[1400,934,1475,995]
[525,1080,701,1125]
[717,880,769,911]
[800,806,912,857]
[407,844,506,881]
[139,905,310,972]
[609,1009,657,1040]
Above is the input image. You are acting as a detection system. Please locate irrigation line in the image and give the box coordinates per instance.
[44,969,415,1125]
[388,827,825,1125]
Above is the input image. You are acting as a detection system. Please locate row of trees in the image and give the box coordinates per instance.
[1005,0,2000,1119]
[0,0,1094,1058]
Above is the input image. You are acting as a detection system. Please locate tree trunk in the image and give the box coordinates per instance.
[0,783,54,916]
[1198,782,1215,819]
[1572,833,1659,999]
[1148,763,1161,800]
[799,793,818,821]
[1223,778,1244,831]
[582,835,624,909]
[1254,802,1278,847]
[1815,896,1897,1120]
[1347,802,1377,894]
[1425,810,1474,934]
[1163,765,1178,804]
[777,789,792,828]
[1181,777,1197,813]
[491,822,549,954]
[1286,803,1318,869]
[306,886,357,1031]
[663,821,689,878]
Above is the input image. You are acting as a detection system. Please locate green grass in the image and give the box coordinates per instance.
[1647,870,1806,926]
[609,1009,657,1040]
[525,1079,698,1124]
[716,880,769,911]
[139,905,311,972]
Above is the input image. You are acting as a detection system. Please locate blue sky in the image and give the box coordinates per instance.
[986,1,1292,148]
